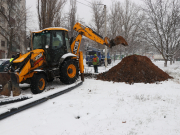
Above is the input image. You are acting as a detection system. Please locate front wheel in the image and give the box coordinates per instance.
[60,59,79,84]
[31,73,47,94]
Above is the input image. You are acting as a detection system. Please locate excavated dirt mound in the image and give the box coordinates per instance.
[97,55,172,84]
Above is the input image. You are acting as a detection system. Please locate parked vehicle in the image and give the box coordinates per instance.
[86,47,111,66]
[86,47,102,66]
[0,59,7,65]
[0,59,10,72]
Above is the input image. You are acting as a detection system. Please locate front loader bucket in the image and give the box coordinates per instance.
[0,73,21,96]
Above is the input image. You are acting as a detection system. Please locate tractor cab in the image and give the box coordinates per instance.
[32,28,71,66]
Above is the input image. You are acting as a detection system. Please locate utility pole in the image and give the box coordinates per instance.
[104,5,107,68]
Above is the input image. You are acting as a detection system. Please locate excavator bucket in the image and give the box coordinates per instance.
[105,36,128,48]
[0,72,21,96]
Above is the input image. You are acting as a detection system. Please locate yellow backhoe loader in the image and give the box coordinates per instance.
[0,22,128,97]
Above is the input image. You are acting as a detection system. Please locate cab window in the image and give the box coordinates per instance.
[88,51,96,56]
[52,31,64,49]
[65,32,71,53]
[33,31,50,50]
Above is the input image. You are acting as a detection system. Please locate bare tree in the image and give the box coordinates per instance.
[89,0,105,49]
[108,0,143,56]
[37,0,67,29]
[108,1,123,56]
[0,0,26,57]
[108,1,122,39]
[140,0,180,66]
[67,0,77,38]
[120,0,143,55]
[53,10,66,27]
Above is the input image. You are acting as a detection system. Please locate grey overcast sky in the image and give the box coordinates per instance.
[26,0,143,31]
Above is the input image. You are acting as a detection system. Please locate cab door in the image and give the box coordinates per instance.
[65,31,71,53]
[49,31,66,66]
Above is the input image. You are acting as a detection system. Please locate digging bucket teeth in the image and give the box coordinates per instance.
[0,72,21,96]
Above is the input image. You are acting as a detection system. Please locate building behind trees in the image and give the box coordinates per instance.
[0,0,26,58]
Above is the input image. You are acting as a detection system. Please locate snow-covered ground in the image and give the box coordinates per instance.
[0,60,180,135]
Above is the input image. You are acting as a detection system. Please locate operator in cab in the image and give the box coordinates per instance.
[93,54,99,73]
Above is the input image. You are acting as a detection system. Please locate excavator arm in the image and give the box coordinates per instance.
[70,22,128,56]
[70,22,128,82]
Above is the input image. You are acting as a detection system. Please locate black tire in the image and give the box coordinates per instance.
[99,61,102,66]
[30,73,47,94]
[47,78,54,82]
[88,63,91,67]
[108,59,111,64]
[60,59,79,84]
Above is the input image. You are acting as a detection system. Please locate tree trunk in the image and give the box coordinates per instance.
[164,60,167,67]
[170,59,172,65]
[7,28,13,58]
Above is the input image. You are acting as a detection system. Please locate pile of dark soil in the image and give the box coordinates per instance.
[97,55,172,84]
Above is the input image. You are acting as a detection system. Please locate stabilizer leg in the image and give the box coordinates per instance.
[79,51,84,82]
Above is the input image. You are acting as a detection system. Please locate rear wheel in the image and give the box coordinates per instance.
[60,59,79,84]
[31,73,47,94]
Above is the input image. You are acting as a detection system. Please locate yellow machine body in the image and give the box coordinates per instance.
[14,49,45,83]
